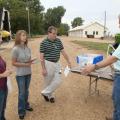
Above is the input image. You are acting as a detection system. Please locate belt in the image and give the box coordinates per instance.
[46,59,58,63]
[114,69,120,73]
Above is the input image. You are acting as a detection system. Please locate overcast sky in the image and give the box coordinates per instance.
[40,0,120,34]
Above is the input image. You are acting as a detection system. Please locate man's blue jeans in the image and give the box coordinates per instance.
[0,89,7,120]
[112,72,120,120]
[16,74,31,116]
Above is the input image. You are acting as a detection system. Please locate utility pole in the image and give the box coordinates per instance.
[26,0,31,37]
[118,14,120,28]
[103,11,106,38]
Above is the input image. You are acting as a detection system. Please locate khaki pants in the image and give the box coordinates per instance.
[41,60,62,98]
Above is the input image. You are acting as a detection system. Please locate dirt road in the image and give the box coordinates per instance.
[1,37,113,120]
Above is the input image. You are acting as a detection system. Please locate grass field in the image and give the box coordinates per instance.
[71,40,109,52]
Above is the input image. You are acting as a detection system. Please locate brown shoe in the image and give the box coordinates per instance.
[105,117,113,120]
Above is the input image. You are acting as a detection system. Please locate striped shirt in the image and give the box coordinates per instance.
[40,38,64,62]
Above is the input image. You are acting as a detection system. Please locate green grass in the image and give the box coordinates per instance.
[71,40,109,53]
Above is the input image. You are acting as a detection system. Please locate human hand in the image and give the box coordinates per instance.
[81,64,95,75]
[68,62,72,69]
[25,62,32,66]
[25,58,37,66]
[3,69,12,77]
[30,58,37,63]
[42,68,47,76]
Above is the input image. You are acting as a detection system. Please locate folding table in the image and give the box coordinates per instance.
[71,66,113,98]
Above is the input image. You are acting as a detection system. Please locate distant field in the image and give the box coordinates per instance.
[71,40,110,52]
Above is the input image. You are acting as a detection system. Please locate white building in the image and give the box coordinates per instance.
[68,22,108,38]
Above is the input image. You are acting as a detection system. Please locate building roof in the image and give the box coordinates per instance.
[69,21,108,32]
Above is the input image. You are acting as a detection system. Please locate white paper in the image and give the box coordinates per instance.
[31,59,39,64]
[64,66,70,77]
[30,58,37,62]
[7,77,13,93]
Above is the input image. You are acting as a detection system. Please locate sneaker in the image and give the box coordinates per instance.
[41,94,49,102]
[26,107,33,111]
[19,115,24,120]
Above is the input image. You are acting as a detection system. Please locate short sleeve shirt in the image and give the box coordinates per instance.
[112,45,120,71]
[12,45,31,76]
[0,56,7,90]
[40,38,64,62]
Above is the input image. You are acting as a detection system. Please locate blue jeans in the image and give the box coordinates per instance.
[16,74,31,116]
[0,89,7,120]
[112,73,120,120]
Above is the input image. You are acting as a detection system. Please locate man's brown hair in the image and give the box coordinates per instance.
[48,26,57,33]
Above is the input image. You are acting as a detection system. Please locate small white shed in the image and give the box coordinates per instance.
[68,22,108,38]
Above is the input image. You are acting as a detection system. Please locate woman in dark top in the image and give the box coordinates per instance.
[0,56,12,120]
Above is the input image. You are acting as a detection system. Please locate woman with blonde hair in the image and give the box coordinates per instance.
[12,30,33,119]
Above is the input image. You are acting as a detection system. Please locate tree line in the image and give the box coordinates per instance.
[0,0,84,35]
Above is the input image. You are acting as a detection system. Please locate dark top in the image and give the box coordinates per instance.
[40,38,64,62]
[0,56,7,90]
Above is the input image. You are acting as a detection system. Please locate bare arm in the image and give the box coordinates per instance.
[40,53,46,70]
[82,55,118,75]
[40,52,47,76]
[61,49,71,68]
[95,55,117,68]
[0,70,12,78]
[12,58,31,67]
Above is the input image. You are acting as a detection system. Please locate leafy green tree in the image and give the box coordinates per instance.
[58,23,70,36]
[71,17,84,28]
[44,6,66,32]
[0,0,44,34]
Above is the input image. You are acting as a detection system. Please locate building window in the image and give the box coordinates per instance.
[85,31,87,35]
[93,31,95,35]
[96,31,98,35]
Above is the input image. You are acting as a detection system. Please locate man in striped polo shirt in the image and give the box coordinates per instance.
[40,26,71,103]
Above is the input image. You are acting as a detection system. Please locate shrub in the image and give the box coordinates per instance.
[115,33,120,43]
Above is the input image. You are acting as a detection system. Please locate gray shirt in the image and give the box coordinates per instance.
[12,45,31,76]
